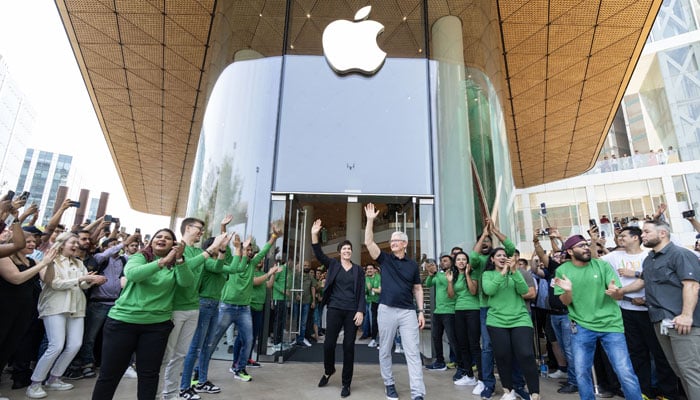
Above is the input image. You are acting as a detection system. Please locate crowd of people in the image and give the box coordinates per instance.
[593,147,680,173]
[1,192,700,400]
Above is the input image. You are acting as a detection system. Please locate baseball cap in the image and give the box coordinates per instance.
[562,234,587,251]
[22,225,44,236]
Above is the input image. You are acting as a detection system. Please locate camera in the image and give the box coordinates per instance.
[682,210,695,219]
[104,214,112,222]
[538,227,550,236]
[540,202,547,216]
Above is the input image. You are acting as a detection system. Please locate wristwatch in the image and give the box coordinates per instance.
[634,271,641,278]
[416,309,424,313]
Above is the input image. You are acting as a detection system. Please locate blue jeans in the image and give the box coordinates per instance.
[572,325,642,400]
[293,303,310,343]
[180,298,219,391]
[233,309,263,366]
[78,302,112,365]
[550,313,577,386]
[362,303,371,337]
[200,304,252,381]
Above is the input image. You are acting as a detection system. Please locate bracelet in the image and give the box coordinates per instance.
[416,309,424,313]
[205,249,215,257]
[219,248,226,254]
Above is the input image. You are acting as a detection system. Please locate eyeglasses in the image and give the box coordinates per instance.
[573,243,590,249]
[189,225,204,232]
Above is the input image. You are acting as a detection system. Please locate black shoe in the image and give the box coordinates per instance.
[413,397,424,400]
[385,384,399,400]
[63,368,84,380]
[341,386,351,398]
[558,383,578,394]
[596,389,614,398]
[12,379,31,390]
[318,372,334,387]
[227,345,233,354]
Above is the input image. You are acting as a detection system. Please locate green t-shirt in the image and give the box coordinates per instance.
[272,264,288,301]
[108,253,194,324]
[554,258,623,333]
[221,242,271,306]
[365,274,381,303]
[454,270,481,311]
[250,269,267,311]
[471,237,517,307]
[482,269,532,328]
[425,272,456,314]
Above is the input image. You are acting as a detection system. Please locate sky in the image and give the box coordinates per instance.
[0,0,171,235]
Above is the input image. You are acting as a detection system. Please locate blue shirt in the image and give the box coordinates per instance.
[376,251,420,309]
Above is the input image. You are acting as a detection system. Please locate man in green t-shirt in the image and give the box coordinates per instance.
[365,264,381,347]
[553,234,642,400]
[267,255,289,350]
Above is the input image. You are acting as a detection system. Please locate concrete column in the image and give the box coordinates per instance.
[346,202,362,265]
[432,16,476,253]
[73,188,90,226]
[96,192,109,217]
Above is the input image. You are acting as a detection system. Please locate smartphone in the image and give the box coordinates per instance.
[601,231,606,238]
[120,226,126,233]
[540,202,547,215]
[135,228,141,234]
[69,201,80,208]
[5,190,15,201]
[682,210,696,218]
[113,217,120,224]
[103,227,110,233]
[589,219,597,227]
[85,219,91,224]
[104,214,113,222]
[18,191,30,201]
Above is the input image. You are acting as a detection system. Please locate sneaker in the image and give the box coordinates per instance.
[44,379,74,391]
[63,368,84,380]
[26,383,47,399]
[446,361,457,369]
[547,369,567,379]
[385,384,399,400]
[473,380,486,395]
[500,389,517,400]
[481,386,495,399]
[123,365,138,379]
[557,383,578,394]
[82,366,97,378]
[394,344,403,354]
[247,359,261,368]
[194,380,221,393]
[425,361,447,371]
[179,387,201,400]
[454,374,478,386]
[233,369,252,382]
[368,339,377,347]
[452,368,465,381]
[341,386,351,398]
[302,338,312,347]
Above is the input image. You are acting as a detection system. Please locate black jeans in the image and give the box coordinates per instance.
[431,313,458,365]
[91,318,173,400]
[488,326,540,394]
[273,300,287,345]
[324,307,357,387]
[455,309,481,378]
[622,308,679,397]
[0,295,34,378]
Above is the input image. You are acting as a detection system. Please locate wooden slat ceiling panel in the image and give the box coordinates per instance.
[56,0,661,215]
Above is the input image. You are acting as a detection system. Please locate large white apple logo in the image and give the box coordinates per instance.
[322,6,386,75]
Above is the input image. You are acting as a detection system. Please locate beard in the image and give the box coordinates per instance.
[572,250,591,263]
[643,237,660,248]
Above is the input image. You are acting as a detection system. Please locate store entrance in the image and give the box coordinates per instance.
[259,193,436,363]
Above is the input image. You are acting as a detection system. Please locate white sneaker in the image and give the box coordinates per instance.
[454,375,478,386]
[123,365,138,378]
[547,369,566,379]
[500,389,517,400]
[303,338,312,347]
[26,383,47,399]
[45,378,74,391]
[394,345,403,354]
[472,380,485,395]
[368,339,377,347]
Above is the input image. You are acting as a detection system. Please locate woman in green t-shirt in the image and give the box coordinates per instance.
[482,248,540,400]
[452,251,482,387]
[92,228,192,400]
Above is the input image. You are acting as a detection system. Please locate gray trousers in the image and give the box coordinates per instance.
[654,323,700,399]
[378,304,425,398]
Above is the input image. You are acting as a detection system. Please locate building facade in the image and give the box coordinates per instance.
[515,0,700,252]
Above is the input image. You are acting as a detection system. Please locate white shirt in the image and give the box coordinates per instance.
[601,250,648,311]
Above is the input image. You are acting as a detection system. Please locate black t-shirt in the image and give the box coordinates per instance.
[377,251,420,309]
[328,267,357,311]
[546,258,568,312]
[0,257,38,301]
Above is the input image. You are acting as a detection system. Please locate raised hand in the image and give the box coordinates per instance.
[271,221,284,237]
[221,214,233,226]
[426,263,437,276]
[232,233,241,249]
[364,203,379,220]
[445,269,453,281]
[242,235,252,250]
[311,219,323,236]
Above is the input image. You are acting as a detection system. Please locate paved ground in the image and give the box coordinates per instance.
[1,359,621,400]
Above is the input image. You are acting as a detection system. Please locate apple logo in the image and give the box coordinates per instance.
[322,6,387,75]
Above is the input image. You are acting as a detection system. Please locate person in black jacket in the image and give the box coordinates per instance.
[311,219,365,399]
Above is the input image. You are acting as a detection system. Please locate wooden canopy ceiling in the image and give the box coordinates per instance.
[55,0,661,215]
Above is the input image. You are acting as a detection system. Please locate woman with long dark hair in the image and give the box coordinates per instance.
[452,251,483,390]
[311,219,365,398]
[91,228,195,400]
[482,247,540,400]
